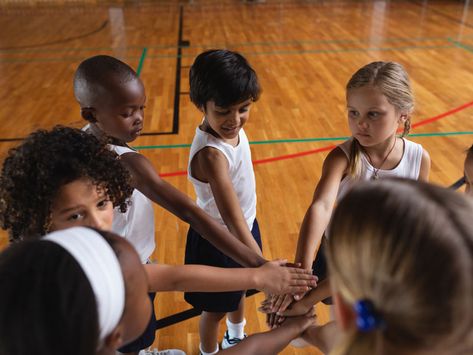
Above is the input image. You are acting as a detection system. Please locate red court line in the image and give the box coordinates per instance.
[159,100,473,178]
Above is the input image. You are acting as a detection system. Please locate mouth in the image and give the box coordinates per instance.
[222,126,239,133]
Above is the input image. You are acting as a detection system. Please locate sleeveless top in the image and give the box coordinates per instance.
[109,144,156,264]
[337,137,423,201]
[82,124,155,263]
[188,127,256,230]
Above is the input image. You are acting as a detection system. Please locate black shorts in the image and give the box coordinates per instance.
[311,237,333,305]
[184,219,262,313]
[118,292,156,352]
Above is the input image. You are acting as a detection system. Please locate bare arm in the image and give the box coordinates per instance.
[302,321,339,354]
[119,152,265,267]
[193,147,262,255]
[418,148,431,182]
[295,148,348,270]
[219,313,316,355]
[145,260,317,294]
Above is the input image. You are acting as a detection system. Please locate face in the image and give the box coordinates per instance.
[202,99,252,141]
[111,235,151,346]
[49,178,114,232]
[464,153,473,197]
[347,85,405,147]
[91,77,146,143]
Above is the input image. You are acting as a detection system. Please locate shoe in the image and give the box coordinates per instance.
[221,330,247,349]
[290,337,310,348]
[139,349,186,355]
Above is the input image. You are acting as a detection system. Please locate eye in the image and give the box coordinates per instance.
[120,111,133,118]
[239,106,249,113]
[67,212,84,221]
[368,111,380,119]
[216,110,230,116]
[97,199,110,209]
[348,110,359,118]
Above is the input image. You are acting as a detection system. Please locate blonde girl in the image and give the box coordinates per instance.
[325,179,473,355]
[272,62,432,313]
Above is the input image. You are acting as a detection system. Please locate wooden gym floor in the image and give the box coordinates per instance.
[1,0,473,353]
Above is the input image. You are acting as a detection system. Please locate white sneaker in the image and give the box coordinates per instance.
[221,330,247,349]
[290,337,310,348]
[139,349,186,355]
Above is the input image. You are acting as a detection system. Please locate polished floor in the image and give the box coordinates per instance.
[1,0,473,353]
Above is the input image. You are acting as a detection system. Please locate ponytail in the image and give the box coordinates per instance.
[348,139,362,178]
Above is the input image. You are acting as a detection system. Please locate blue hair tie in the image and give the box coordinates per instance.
[354,299,385,332]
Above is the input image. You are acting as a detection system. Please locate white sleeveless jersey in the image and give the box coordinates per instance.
[337,137,423,201]
[188,127,256,230]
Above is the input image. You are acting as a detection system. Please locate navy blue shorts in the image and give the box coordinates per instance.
[118,292,156,352]
[311,237,332,305]
[184,219,262,313]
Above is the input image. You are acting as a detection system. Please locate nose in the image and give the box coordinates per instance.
[88,212,105,230]
[229,110,241,126]
[134,110,144,126]
[357,116,369,129]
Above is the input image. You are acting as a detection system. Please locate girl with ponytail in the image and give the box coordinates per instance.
[268,61,431,318]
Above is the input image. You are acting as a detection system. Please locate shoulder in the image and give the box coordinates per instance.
[195,146,229,171]
[323,146,349,172]
[417,144,431,182]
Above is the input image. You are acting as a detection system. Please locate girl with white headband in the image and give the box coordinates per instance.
[0,227,151,355]
[265,179,473,354]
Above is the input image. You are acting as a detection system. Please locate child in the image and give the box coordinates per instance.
[0,126,316,354]
[323,179,473,354]
[183,49,263,355]
[269,61,431,317]
[268,179,473,354]
[0,227,317,355]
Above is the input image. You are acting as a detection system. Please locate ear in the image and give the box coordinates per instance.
[102,325,124,351]
[333,292,355,331]
[81,107,97,123]
[398,112,408,124]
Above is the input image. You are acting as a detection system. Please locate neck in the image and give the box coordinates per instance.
[362,135,397,158]
[89,123,126,147]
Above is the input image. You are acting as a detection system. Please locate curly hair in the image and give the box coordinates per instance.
[0,126,133,241]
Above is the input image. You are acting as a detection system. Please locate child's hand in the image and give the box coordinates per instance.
[279,297,313,317]
[266,312,286,329]
[280,311,316,334]
[255,259,317,295]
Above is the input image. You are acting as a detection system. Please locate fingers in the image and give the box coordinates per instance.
[287,266,313,275]
[273,294,293,313]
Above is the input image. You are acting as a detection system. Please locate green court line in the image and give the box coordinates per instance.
[448,38,473,54]
[0,34,468,55]
[133,131,473,150]
[0,43,457,63]
[136,47,148,76]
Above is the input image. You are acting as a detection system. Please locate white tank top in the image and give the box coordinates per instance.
[188,127,256,230]
[82,124,156,263]
[337,137,423,201]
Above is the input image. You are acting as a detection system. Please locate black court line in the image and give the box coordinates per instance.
[450,176,466,190]
[409,0,473,30]
[155,290,259,330]
[0,20,108,51]
[138,5,189,137]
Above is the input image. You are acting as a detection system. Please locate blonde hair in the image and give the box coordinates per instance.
[346,62,414,177]
[327,179,473,355]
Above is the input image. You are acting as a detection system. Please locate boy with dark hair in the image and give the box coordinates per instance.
[184,49,263,355]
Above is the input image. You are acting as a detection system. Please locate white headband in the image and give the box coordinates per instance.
[43,227,125,344]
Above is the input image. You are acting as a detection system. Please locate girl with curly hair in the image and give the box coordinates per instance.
[0,125,132,241]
